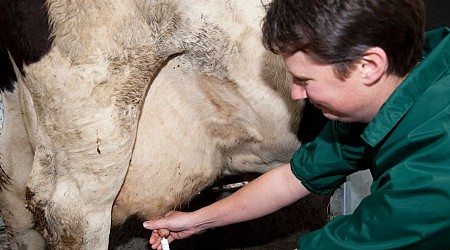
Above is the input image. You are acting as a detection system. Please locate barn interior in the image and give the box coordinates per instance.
[1,0,449,249]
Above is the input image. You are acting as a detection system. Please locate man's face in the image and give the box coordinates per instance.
[283,51,376,123]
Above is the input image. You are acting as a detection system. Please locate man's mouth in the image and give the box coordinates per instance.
[309,100,321,109]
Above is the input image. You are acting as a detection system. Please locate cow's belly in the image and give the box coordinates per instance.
[112,50,301,224]
[112,58,224,224]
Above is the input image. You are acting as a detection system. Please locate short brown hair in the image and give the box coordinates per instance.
[262,0,425,79]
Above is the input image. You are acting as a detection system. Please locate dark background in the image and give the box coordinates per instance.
[425,0,450,30]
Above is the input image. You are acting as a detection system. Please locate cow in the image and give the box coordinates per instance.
[0,0,304,249]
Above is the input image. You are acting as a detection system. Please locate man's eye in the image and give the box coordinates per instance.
[294,79,309,86]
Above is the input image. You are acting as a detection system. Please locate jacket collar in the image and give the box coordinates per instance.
[362,27,450,147]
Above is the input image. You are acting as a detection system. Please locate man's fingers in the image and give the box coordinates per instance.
[149,237,160,249]
[158,228,170,238]
[149,231,159,244]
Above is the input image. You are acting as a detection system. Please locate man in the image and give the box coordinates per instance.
[144,0,450,249]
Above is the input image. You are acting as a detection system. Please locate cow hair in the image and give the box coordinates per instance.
[0,163,11,191]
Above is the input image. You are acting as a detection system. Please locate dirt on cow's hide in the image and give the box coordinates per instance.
[109,193,330,250]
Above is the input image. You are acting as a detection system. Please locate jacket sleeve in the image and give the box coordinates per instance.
[297,108,450,249]
[291,121,368,195]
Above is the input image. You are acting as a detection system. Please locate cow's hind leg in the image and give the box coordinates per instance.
[20,42,184,250]
[15,0,186,247]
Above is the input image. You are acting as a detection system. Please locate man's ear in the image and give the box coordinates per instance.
[358,47,388,86]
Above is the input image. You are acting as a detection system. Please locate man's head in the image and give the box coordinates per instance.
[262,0,425,80]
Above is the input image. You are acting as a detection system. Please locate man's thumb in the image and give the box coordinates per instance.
[143,220,162,229]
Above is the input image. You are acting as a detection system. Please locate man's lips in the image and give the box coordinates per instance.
[310,100,321,109]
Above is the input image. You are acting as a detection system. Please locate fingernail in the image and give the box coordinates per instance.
[143,222,149,228]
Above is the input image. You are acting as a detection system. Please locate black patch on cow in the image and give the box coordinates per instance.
[0,0,53,93]
[0,37,15,92]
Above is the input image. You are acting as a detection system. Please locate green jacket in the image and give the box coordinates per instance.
[291,27,450,249]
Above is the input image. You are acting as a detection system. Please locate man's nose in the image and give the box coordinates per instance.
[291,83,308,100]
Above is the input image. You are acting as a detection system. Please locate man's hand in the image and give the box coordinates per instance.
[143,210,205,249]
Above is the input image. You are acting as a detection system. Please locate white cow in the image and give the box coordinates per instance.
[0,0,303,249]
